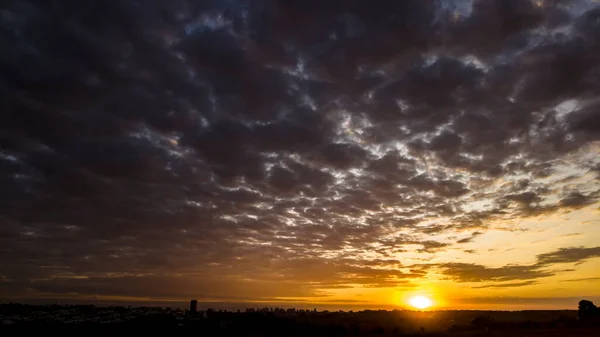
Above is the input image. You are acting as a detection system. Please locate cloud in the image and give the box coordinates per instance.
[561,277,600,282]
[559,233,582,238]
[472,280,538,288]
[536,246,600,265]
[457,231,483,244]
[560,192,596,209]
[436,263,553,282]
[436,246,600,287]
[28,274,360,301]
[1,0,600,301]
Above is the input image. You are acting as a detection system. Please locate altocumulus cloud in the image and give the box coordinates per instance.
[1,0,600,301]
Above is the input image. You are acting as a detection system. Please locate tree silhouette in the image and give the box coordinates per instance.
[578,300,599,321]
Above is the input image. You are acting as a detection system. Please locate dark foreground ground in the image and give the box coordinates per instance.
[2,304,599,336]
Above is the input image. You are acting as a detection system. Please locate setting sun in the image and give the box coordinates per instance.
[409,296,433,310]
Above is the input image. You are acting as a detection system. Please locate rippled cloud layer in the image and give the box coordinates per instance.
[1,0,600,306]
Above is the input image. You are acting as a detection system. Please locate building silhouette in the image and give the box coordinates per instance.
[189,299,197,314]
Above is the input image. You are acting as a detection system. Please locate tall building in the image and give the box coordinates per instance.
[190,299,198,314]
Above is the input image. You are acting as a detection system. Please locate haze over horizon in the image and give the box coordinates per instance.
[1,0,600,310]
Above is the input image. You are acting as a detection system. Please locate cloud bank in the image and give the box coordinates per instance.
[1,0,600,304]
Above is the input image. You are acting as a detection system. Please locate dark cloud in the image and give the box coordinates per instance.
[436,263,553,283]
[560,192,596,209]
[561,277,600,282]
[536,246,600,265]
[472,280,538,288]
[437,246,600,287]
[457,231,483,244]
[11,257,420,300]
[28,275,328,301]
[1,0,600,301]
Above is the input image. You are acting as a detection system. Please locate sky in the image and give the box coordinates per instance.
[1,0,600,311]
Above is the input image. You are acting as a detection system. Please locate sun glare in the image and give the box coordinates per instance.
[409,295,433,310]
